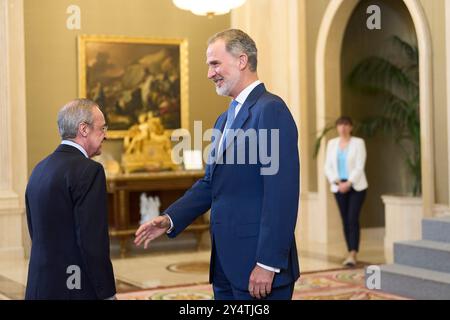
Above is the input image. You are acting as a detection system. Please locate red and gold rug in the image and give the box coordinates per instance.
[117,268,409,300]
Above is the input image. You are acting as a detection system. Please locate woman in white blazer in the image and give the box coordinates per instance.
[324,116,368,267]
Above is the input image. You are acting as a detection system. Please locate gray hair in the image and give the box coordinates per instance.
[208,29,258,72]
[57,98,98,140]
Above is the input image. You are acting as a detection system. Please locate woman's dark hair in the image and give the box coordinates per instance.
[335,116,353,127]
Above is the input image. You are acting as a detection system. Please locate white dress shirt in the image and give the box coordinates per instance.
[166,80,280,274]
[61,140,88,158]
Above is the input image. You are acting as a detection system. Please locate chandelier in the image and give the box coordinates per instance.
[172,0,246,18]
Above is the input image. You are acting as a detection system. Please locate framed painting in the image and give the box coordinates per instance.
[78,35,189,139]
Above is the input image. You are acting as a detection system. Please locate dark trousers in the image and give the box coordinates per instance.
[334,188,367,252]
[212,249,295,300]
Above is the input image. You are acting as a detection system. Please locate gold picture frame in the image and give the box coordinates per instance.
[78,35,189,139]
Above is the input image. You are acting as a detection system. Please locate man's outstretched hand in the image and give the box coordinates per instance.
[134,215,171,249]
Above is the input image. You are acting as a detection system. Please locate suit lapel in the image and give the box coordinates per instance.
[211,83,266,175]
[210,114,227,160]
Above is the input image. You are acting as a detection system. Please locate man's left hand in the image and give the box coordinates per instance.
[248,265,275,299]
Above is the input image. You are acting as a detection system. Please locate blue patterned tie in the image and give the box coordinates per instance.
[221,99,239,154]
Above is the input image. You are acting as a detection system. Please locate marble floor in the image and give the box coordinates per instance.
[0,236,385,299]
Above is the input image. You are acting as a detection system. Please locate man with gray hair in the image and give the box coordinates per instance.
[25,98,116,299]
[136,29,300,300]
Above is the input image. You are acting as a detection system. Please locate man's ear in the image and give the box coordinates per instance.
[239,54,249,71]
[79,122,89,138]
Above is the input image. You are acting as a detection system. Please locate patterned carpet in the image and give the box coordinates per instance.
[117,268,409,300]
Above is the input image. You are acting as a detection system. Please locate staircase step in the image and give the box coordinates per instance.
[423,216,450,243]
[394,240,450,273]
[378,264,450,300]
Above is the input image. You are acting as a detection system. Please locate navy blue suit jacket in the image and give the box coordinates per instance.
[25,144,116,299]
[166,84,300,290]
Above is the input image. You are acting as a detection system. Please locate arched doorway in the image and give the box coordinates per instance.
[341,0,418,229]
[315,0,434,246]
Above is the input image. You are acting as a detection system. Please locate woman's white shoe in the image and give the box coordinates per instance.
[342,256,356,267]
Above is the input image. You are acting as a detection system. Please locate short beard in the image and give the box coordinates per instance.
[215,76,239,97]
[215,85,229,96]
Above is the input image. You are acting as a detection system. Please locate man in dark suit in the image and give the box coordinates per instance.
[25,99,116,300]
[135,29,300,300]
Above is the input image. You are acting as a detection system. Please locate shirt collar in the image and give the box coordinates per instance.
[234,80,262,105]
[61,140,89,158]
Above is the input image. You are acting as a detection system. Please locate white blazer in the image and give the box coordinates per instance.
[324,136,368,193]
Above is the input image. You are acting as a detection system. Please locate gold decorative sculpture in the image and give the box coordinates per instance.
[122,112,178,173]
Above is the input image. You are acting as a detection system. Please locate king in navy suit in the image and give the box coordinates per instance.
[25,99,116,300]
[135,29,300,300]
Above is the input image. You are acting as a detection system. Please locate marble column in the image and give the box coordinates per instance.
[231,0,307,245]
[0,0,28,260]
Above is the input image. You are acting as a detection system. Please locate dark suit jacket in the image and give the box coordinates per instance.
[25,144,116,300]
[166,83,300,291]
